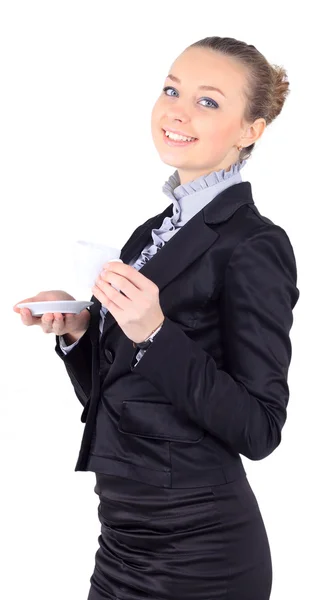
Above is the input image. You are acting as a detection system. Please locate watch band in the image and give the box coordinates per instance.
[132,319,165,350]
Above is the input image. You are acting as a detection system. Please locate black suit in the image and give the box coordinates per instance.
[55,180,299,485]
[55,181,299,599]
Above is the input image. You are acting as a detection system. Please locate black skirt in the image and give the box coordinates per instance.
[87,473,272,600]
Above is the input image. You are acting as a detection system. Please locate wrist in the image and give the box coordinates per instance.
[133,318,165,349]
[67,308,91,340]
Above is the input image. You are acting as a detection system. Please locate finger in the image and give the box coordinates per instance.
[102,262,146,290]
[53,312,64,322]
[20,308,41,326]
[13,297,36,313]
[62,312,79,328]
[54,312,78,334]
[41,313,55,334]
[99,272,137,301]
[51,312,77,335]
[93,281,127,310]
[52,312,66,334]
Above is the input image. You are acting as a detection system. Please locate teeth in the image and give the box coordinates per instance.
[164,130,196,142]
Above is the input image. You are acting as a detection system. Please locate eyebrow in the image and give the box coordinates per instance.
[166,74,226,98]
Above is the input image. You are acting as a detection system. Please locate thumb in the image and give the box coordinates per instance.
[13,297,35,313]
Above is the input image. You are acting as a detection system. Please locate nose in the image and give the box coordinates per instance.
[166,112,191,125]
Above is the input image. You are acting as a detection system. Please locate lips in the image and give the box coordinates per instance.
[162,128,198,140]
[161,129,199,148]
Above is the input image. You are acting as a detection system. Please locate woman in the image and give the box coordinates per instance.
[15,37,300,599]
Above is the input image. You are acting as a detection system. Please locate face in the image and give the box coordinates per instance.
[151,47,265,185]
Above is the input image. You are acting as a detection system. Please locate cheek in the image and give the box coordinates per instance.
[204,119,238,153]
[151,101,164,136]
[151,98,163,124]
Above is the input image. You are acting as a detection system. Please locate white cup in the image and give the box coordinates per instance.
[72,240,123,289]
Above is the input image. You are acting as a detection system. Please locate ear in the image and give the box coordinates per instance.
[240,118,267,148]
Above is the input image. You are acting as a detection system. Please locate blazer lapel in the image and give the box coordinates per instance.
[99,181,254,342]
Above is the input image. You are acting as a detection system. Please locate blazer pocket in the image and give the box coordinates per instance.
[118,400,204,443]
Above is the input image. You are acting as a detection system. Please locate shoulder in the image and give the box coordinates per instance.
[232,201,297,264]
[226,216,299,299]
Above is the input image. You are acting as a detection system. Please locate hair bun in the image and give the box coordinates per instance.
[268,64,290,123]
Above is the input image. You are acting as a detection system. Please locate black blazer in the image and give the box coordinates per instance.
[55,181,300,488]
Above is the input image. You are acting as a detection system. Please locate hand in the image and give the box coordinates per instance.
[13,290,91,337]
[92,261,165,344]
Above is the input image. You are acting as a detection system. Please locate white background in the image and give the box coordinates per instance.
[1,1,331,598]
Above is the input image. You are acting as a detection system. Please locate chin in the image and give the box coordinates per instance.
[158,153,193,170]
[157,153,179,167]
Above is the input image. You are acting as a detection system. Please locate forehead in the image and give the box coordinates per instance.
[169,47,247,102]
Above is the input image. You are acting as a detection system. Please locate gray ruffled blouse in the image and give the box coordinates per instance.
[127,159,247,271]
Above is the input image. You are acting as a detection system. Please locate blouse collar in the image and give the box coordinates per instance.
[162,159,247,201]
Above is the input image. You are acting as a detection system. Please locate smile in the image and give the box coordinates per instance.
[162,129,199,147]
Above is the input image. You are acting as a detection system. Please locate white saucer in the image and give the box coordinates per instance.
[16,300,94,317]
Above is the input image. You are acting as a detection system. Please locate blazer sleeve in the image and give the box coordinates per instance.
[54,323,93,408]
[132,224,300,461]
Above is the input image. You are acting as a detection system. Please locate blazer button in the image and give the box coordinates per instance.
[105,349,114,364]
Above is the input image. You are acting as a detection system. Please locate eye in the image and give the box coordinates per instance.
[162,86,218,109]
[163,86,177,97]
